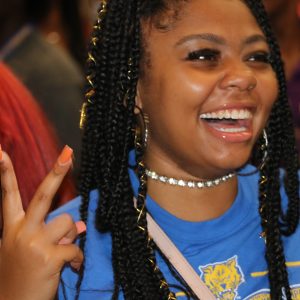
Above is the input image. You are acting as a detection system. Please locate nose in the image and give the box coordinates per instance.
[219,62,257,92]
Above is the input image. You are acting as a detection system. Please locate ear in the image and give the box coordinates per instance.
[134,81,143,114]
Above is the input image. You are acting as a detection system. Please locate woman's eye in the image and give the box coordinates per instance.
[186,49,221,63]
[247,52,271,64]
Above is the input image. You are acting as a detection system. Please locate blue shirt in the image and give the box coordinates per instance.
[50,166,300,299]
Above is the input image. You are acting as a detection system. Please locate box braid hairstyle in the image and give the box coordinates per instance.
[76,0,299,299]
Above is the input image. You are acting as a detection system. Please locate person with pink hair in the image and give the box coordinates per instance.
[0,62,76,212]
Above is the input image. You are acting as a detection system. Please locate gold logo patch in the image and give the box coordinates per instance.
[199,255,245,300]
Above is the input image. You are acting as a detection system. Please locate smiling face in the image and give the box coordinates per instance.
[137,0,278,180]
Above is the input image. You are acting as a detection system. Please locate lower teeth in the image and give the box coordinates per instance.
[217,127,247,133]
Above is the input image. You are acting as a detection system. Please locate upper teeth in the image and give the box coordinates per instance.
[200,109,252,120]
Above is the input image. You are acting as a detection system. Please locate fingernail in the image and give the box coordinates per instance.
[58,145,73,166]
[0,144,2,161]
[76,221,86,235]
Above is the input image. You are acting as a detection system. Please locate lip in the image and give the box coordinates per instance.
[202,120,253,142]
[199,103,255,143]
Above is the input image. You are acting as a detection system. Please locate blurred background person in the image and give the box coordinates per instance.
[35,0,88,69]
[0,62,76,215]
[264,0,300,152]
[0,0,86,177]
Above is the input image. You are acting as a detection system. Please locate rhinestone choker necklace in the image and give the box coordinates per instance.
[145,169,236,189]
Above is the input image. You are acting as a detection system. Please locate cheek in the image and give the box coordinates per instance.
[172,67,214,90]
[142,56,218,101]
[157,68,218,111]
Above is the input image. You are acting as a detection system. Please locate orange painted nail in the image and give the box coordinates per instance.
[76,221,86,235]
[57,145,73,166]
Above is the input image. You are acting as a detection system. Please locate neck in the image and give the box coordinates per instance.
[146,174,238,222]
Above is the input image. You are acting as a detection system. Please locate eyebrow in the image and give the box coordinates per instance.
[243,34,267,45]
[175,33,226,47]
[175,33,267,47]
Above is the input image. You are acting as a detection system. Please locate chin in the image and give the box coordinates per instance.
[211,152,252,174]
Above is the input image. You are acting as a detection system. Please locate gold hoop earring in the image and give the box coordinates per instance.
[134,106,149,150]
[143,113,149,148]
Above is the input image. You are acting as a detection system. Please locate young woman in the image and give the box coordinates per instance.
[0,0,299,299]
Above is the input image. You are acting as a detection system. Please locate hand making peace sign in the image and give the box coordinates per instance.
[0,146,85,300]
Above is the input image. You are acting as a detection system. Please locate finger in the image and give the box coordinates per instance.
[26,146,73,225]
[57,244,84,271]
[58,221,86,245]
[44,214,77,244]
[75,221,87,235]
[0,147,25,228]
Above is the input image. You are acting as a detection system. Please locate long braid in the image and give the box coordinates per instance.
[79,0,178,298]
[246,0,299,234]
[245,1,299,298]
[74,2,110,298]
[106,1,176,295]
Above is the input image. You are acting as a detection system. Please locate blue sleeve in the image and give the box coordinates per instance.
[46,196,82,223]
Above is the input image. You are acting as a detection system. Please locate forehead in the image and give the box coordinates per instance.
[143,0,264,44]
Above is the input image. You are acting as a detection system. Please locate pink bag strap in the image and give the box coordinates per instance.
[146,212,216,300]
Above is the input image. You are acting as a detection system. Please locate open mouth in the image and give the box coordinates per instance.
[199,109,253,133]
